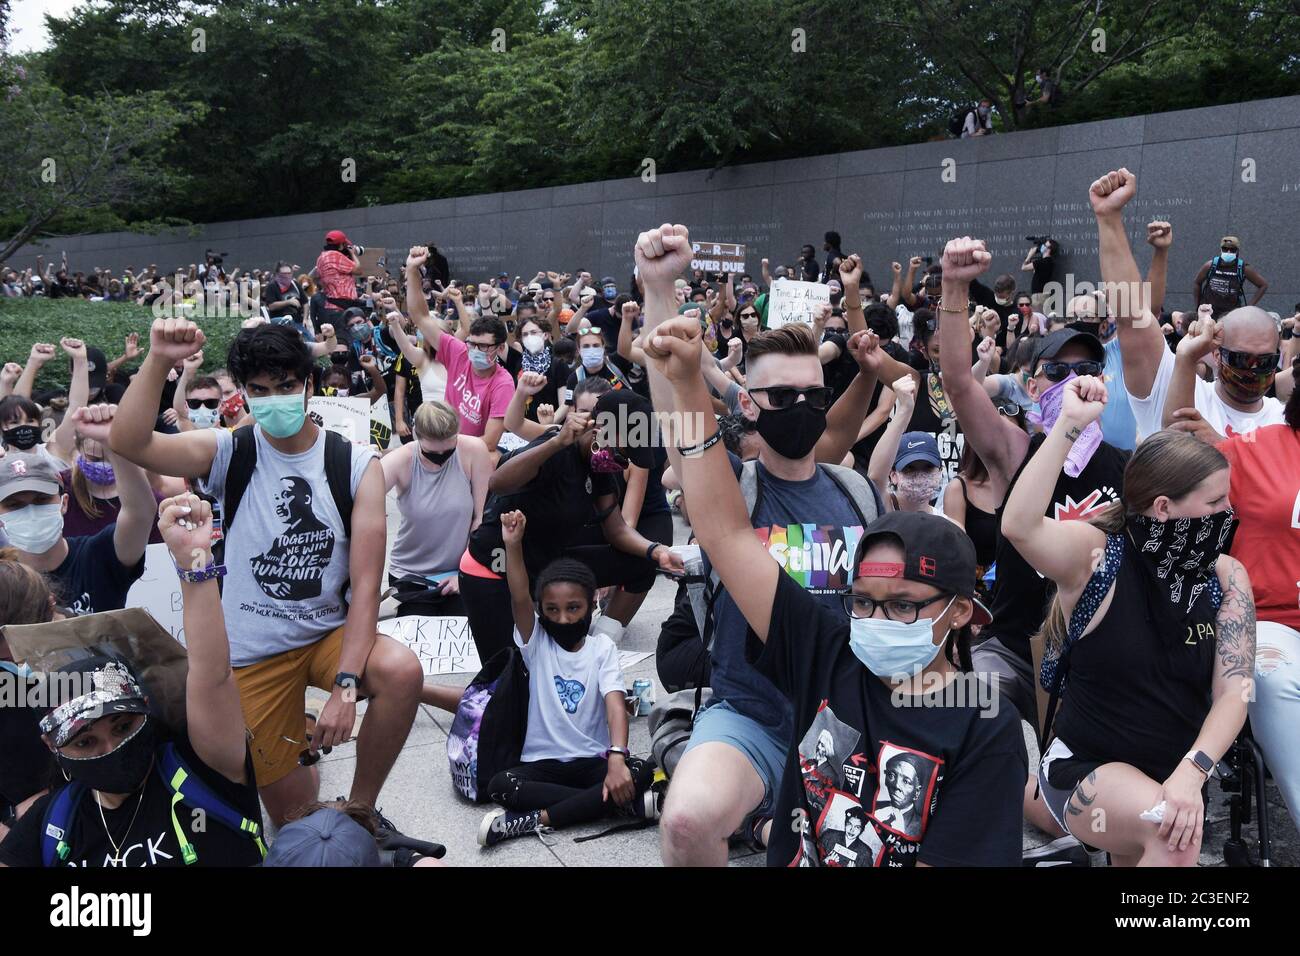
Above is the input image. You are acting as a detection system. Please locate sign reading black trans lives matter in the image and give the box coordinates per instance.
[690,241,747,274]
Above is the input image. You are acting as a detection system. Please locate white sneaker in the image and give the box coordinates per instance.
[591,616,625,642]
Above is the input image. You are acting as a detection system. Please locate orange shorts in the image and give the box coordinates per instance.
[234,625,348,788]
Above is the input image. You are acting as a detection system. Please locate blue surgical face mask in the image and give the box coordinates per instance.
[847,596,954,679]
[247,390,307,439]
[1220,251,1237,264]
[580,345,604,369]
[0,502,65,554]
[470,349,495,371]
[602,285,617,299]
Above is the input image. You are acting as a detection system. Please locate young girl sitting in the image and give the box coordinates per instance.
[478,510,658,846]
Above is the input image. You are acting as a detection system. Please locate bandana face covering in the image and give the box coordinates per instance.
[1026,371,1102,478]
[589,445,628,474]
[1127,510,1237,619]
[1217,362,1274,404]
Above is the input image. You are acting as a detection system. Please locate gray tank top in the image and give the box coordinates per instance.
[388,446,474,580]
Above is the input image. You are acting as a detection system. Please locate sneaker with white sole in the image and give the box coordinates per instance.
[479,807,543,847]
[1022,834,1090,867]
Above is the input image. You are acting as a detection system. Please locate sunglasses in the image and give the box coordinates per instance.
[1221,246,1238,253]
[187,398,220,410]
[1218,347,1279,372]
[748,385,835,411]
[1039,359,1103,382]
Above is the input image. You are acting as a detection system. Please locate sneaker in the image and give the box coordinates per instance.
[1022,834,1090,867]
[479,807,543,847]
[630,789,662,822]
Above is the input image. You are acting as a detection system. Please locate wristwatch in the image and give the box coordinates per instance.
[645,542,662,562]
[1184,749,1214,778]
[334,672,361,691]
[605,746,630,759]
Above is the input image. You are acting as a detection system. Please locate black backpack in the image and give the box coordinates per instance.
[948,106,976,137]
[447,647,531,802]
[218,424,356,602]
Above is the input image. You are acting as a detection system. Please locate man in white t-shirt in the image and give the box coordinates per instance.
[1089,166,1285,440]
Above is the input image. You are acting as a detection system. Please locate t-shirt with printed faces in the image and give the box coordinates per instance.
[50,525,144,616]
[756,573,1027,868]
[515,618,623,763]
[199,425,375,667]
[437,334,516,438]
[1129,346,1285,442]
[0,733,262,868]
[1219,424,1300,632]
[705,456,867,740]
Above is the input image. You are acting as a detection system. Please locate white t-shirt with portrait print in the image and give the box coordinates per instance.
[1129,346,1285,441]
[514,618,624,764]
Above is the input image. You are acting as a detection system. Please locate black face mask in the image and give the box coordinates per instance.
[1127,510,1237,620]
[541,612,592,651]
[3,424,40,450]
[421,447,454,465]
[753,400,827,460]
[56,718,157,794]
[329,353,349,365]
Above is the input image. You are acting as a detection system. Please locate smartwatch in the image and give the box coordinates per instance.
[605,746,630,759]
[1184,749,1214,778]
[334,672,361,692]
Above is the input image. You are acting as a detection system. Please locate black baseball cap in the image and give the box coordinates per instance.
[84,346,108,393]
[855,512,991,625]
[1029,328,1104,373]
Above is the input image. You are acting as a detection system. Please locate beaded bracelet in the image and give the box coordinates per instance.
[679,430,722,457]
[175,561,227,584]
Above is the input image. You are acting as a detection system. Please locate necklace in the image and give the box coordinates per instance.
[95,788,146,867]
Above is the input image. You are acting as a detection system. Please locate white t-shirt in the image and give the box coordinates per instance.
[514,618,623,763]
[1129,346,1285,441]
[418,359,446,406]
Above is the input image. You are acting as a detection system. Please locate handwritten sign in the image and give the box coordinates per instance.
[370,394,394,449]
[125,543,187,646]
[378,616,481,675]
[767,278,830,328]
[690,241,747,275]
[308,395,371,445]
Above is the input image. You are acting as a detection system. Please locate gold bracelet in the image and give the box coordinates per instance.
[938,304,970,316]
[844,300,863,311]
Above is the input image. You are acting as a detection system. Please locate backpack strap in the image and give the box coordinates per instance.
[157,742,267,865]
[322,429,356,536]
[40,782,87,867]
[222,424,259,537]
[818,463,883,527]
[1038,532,1124,752]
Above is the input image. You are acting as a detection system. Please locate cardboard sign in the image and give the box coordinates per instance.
[370,393,394,449]
[123,543,187,646]
[357,246,388,276]
[308,395,371,445]
[690,241,747,275]
[767,278,830,328]
[378,616,481,676]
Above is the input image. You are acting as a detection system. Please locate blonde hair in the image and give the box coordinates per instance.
[413,400,460,441]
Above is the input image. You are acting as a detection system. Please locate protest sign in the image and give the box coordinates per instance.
[125,543,187,645]
[767,278,830,328]
[370,394,394,449]
[308,395,371,445]
[357,247,388,276]
[378,616,480,675]
[690,241,747,275]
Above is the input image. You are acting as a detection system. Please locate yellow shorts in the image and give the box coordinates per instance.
[234,626,347,788]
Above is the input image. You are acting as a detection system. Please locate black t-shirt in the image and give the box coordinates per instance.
[985,432,1128,659]
[0,734,262,868]
[821,332,859,403]
[1031,249,1055,294]
[755,573,1027,867]
[49,525,145,616]
[264,279,304,322]
[0,675,53,808]
[468,434,618,580]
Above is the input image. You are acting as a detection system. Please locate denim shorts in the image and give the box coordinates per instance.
[684,698,787,821]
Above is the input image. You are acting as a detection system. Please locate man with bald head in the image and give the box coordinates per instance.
[1090,168,1286,439]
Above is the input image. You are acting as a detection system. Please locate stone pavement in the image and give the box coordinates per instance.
[308,502,1293,867]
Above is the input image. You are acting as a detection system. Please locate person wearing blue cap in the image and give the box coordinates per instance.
[867,373,945,513]
[264,807,382,867]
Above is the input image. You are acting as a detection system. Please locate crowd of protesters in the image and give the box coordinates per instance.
[0,165,1296,870]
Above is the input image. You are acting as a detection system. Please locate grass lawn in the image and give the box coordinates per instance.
[0,297,241,392]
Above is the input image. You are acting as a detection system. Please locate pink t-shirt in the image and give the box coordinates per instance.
[315,249,357,302]
[438,334,515,437]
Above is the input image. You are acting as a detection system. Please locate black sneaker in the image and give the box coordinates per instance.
[479,808,543,847]
[1022,834,1090,867]
[629,789,662,822]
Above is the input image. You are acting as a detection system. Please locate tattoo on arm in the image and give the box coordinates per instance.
[1215,561,1256,682]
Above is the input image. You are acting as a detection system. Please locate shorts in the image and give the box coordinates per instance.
[1037,737,1102,839]
[971,635,1037,727]
[234,625,360,788]
[684,698,786,823]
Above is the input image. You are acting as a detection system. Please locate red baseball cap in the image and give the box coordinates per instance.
[325,229,350,246]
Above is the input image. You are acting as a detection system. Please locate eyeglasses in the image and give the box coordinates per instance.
[1218,347,1279,372]
[187,398,220,410]
[748,385,835,411]
[1039,359,1103,382]
[837,591,951,623]
[466,341,498,353]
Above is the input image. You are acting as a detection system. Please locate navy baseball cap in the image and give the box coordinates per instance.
[893,432,942,470]
[263,808,381,867]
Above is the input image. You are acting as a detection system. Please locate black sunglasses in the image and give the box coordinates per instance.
[1039,359,1103,382]
[748,385,835,411]
[187,398,220,410]
[1218,347,1279,372]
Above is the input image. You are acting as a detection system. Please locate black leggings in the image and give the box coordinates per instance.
[460,513,672,663]
[487,756,655,829]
